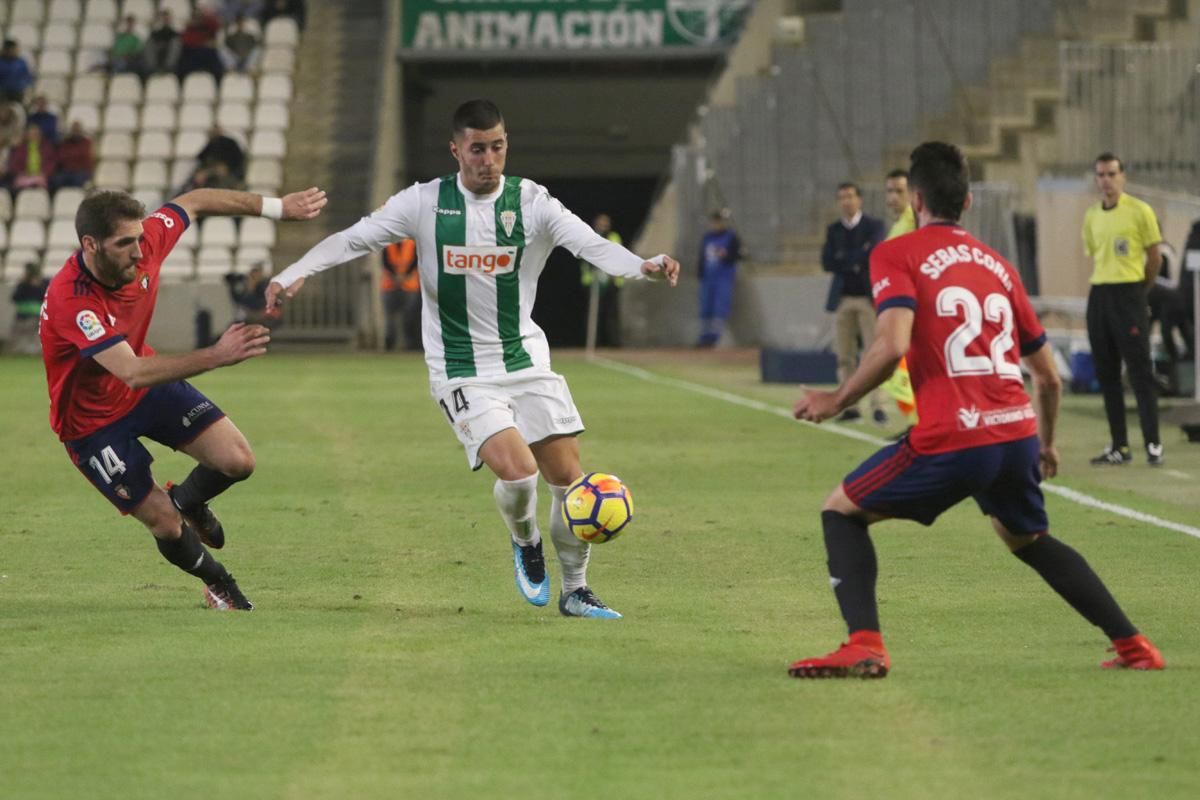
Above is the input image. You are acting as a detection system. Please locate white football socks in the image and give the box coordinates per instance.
[493,473,540,546]
[549,482,590,594]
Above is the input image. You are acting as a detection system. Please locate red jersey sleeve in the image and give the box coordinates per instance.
[1010,273,1048,356]
[869,238,917,314]
[140,203,191,268]
[45,283,126,359]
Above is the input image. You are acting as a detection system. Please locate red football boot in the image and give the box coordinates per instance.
[788,631,890,679]
[1101,633,1165,670]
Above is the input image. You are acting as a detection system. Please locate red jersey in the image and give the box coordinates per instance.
[869,222,1047,454]
[40,203,190,441]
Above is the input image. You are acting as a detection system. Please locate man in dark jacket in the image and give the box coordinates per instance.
[821,182,887,422]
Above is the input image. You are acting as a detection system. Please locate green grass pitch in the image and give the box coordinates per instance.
[1,352,1197,799]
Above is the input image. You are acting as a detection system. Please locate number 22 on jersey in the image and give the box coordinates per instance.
[936,286,1022,381]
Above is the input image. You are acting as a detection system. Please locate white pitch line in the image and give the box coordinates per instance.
[594,356,1200,541]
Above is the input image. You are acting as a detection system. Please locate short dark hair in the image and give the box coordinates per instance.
[886,168,909,181]
[452,99,504,136]
[1094,152,1124,172]
[837,182,861,197]
[75,190,146,242]
[908,142,970,221]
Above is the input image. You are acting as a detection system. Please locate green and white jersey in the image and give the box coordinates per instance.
[274,174,647,382]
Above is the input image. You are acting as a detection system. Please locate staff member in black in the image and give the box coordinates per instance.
[1082,153,1164,466]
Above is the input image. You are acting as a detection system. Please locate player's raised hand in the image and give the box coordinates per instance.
[264,277,305,318]
[794,387,842,423]
[641,255,680,287]
[281,187,328,220]
[211,322,271,366]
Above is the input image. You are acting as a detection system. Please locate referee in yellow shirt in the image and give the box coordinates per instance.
[1083,153,1164,466]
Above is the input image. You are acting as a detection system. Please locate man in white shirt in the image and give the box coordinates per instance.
[267,99,680,619]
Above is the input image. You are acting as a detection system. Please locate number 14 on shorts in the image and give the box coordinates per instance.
[88,445,127,484]
[439,387,470,422]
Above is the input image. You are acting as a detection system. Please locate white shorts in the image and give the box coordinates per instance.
[430,370,585,470]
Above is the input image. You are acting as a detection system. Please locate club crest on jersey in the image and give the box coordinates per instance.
[114,485,131,500]
[500,210,517,238]
[442,245,518,276]
[139,272,149,290]
[76,309,106,341]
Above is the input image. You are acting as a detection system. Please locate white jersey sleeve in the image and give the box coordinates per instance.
[272,183,422,289]
[530,185,646,280]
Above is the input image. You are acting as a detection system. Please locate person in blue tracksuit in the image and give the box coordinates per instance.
[696,209,741,347]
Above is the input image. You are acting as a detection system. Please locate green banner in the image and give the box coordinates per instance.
[401,0,752,53]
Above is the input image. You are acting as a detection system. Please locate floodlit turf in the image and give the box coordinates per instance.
[1,351,1197,800]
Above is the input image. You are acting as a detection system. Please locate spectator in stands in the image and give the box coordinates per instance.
[261,0,307,31]
[110,16,146,76]
[8,262,49,355]
[8,123,56,192]
[381,239,420,351]
[184,160,244,193]
[221,1,265,25]
[696,208,741,347]
[52,121,95,191]
[580,213,625,347]
[144,11,183,75]
[821,181,887,423]
[197,125,246,179]
[27,96,57,144]
[178,8,226,81]
[226,264,271,324]
[0,100,26,149]
[0,40,34,103]
[223,14,262,72]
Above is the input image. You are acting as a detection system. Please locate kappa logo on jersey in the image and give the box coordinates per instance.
[76,309,106,341]
[442,245,518,276]
[500,210,517,237]
[433,205,463,216]
[150,211,175,228]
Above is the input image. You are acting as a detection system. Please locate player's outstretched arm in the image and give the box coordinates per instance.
[1022,342,1062,478]
[171,187,327,222]
[92,323,271,389]
[795,307,912,422]
[640,255,680,287]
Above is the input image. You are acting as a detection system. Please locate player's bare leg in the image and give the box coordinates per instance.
[991,517,1163,669]
[532,434,619,619]
[169,417,256,548]
[789,485,891,678]
[132,484,252,610]
[480,428,548,606]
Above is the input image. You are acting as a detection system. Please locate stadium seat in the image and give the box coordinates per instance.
[264,17,299,49]
[35,78,70,107]
[83,0,119,25]
[43,250,76,275]
[136,130,173,160]
[9,220,46,251]
[47,220,78,251]
[239,217,275,248]
[245,159,282,192]
[79,23,116,53]
[236,245,271,269]
[99,130,135,160]
[103,103,140,134]
[0,189,13,222]
[42,24,77,52]
[121,0,155,22]
[93,160,130,190]
[197,245,233,270]
[260,47,295,75]
[169,158,194,192]
[6,23,42,52]
[108,73,142,105]
[160,248,195,281]
[0,223,7,254]
[253,101,289,131]
[132,160,169,192]
[5,250,41,276]
[37,50,73,79]
[70,74,108,107]
[75,48,108,75]
[182,72,218,105]
[51,187,85,220]
[14,188,51,221]
[249,130,285,159]
[9,0,45,26]
[258,75,292,103]
[48,0,81,22]
[65,103,101,135]
[145,74,180,105]
[132,189,164,212]
[176,219,199,251]
[220,74,255,104]
[178,103,214,132]
[173,129,207,159]
[217,101,251,131]
[140,103,178,132]
[159,0,191,24]
[200,217,237,249]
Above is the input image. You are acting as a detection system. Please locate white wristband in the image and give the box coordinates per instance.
[260,196,283,220]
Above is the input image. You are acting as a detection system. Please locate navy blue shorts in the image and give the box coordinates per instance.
[842,434,1048,534]
[65,381,225,515]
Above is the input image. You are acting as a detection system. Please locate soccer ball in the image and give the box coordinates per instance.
[561,472,634,544]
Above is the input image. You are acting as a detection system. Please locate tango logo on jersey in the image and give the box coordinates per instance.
[150,211,175,228]
[442,245,518,276]
[76,309,106,341]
